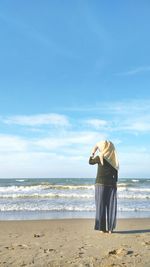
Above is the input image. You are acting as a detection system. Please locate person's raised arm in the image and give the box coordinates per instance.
[89,155,100,165]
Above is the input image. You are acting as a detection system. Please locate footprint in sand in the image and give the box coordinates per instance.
[79,246,85,250]
[34,233,44,238]
[44,248,56,253]
[4,246,14,250]
[20,263,27,267]
[108,248,134,257]
[79,251,84,255]
[142,241,150,246]
[6,243,30,250]
[74,246,86,259]
[18,244,29,249]
[78,246,87,257]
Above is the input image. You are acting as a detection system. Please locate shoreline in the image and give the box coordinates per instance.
[1,210,150,221]
[0,217,150,222]
[0,218,150,266]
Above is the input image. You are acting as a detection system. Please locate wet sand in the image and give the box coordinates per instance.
[0,218,150,266]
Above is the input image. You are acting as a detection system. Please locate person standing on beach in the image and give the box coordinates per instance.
[89,140,119,233]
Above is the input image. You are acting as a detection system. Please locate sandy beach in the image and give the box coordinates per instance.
[0,218,149,267]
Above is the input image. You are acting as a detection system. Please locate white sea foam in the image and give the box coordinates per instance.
[118,207,150,212]
[118,194,150,199]
[0,184,94,193]
[0,192,149,200]
[117,187,150,192]
[0,192,94,199]
[0,205,95,212]
[0,204,150,212]
[0,183,150,200]
[0,185,45,193]
[1,183,149,194]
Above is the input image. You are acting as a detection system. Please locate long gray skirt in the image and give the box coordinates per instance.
[95,184,117,232]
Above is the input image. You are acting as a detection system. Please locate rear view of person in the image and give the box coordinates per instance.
[89,140,119,233]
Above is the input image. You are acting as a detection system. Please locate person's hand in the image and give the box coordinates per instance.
[91,144,98,157]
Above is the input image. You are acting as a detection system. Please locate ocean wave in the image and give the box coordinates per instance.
[127,188,150,192]
[0,193,94,199]
[0,185,46,192]
[118,207,150,212]
[118,194,150,199]
[0,205,150,212]
[0,205,95,212]
[0,184,94,192]
[1,184,149,193]
[0,183,150,200]
[0,177,150,192]
[117,183,129,187]
[44,185,94,190]
[118,187,150,192]
[0,191,149,200]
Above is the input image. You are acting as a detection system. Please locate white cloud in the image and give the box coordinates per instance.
[0,101,150,178]
[85,119,108,129]
[123,122,150,132]
[77,100,150,134]
[2,113,69,127]
[0,147,150,178]
[35,131,107,153]
[60,99,150,117]
[0,130,106,155]
[0,151,93,178]
[114,115,150,133]
[0,130,107,178]
[118,150,150,178]
[0,135,28,152]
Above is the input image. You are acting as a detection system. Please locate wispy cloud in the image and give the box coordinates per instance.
[77,100,150,134]
[118,150,150,178]
[0,136,149,178]
[0,135,28,152]
[59,99,150,115]
[0,129,106,178]
[84,119,108,129]
[1,100,150,135]
[1,99,150,177]
[2,114,70,127]
[35,131,106,152]
[115,66,150,76]
[0,130,106,155]
[119,116,150,132]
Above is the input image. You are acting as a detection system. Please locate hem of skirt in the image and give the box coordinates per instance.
[94,227,107,232]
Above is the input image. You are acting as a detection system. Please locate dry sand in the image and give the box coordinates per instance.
[0,218,150,267]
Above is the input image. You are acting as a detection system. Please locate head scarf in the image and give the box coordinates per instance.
[92,140,119,170]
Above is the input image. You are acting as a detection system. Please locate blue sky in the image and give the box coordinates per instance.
[0,1,150,178]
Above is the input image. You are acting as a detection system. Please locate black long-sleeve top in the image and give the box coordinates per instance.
[89,156,118,186]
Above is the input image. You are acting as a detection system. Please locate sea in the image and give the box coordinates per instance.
[0,178,150,220]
